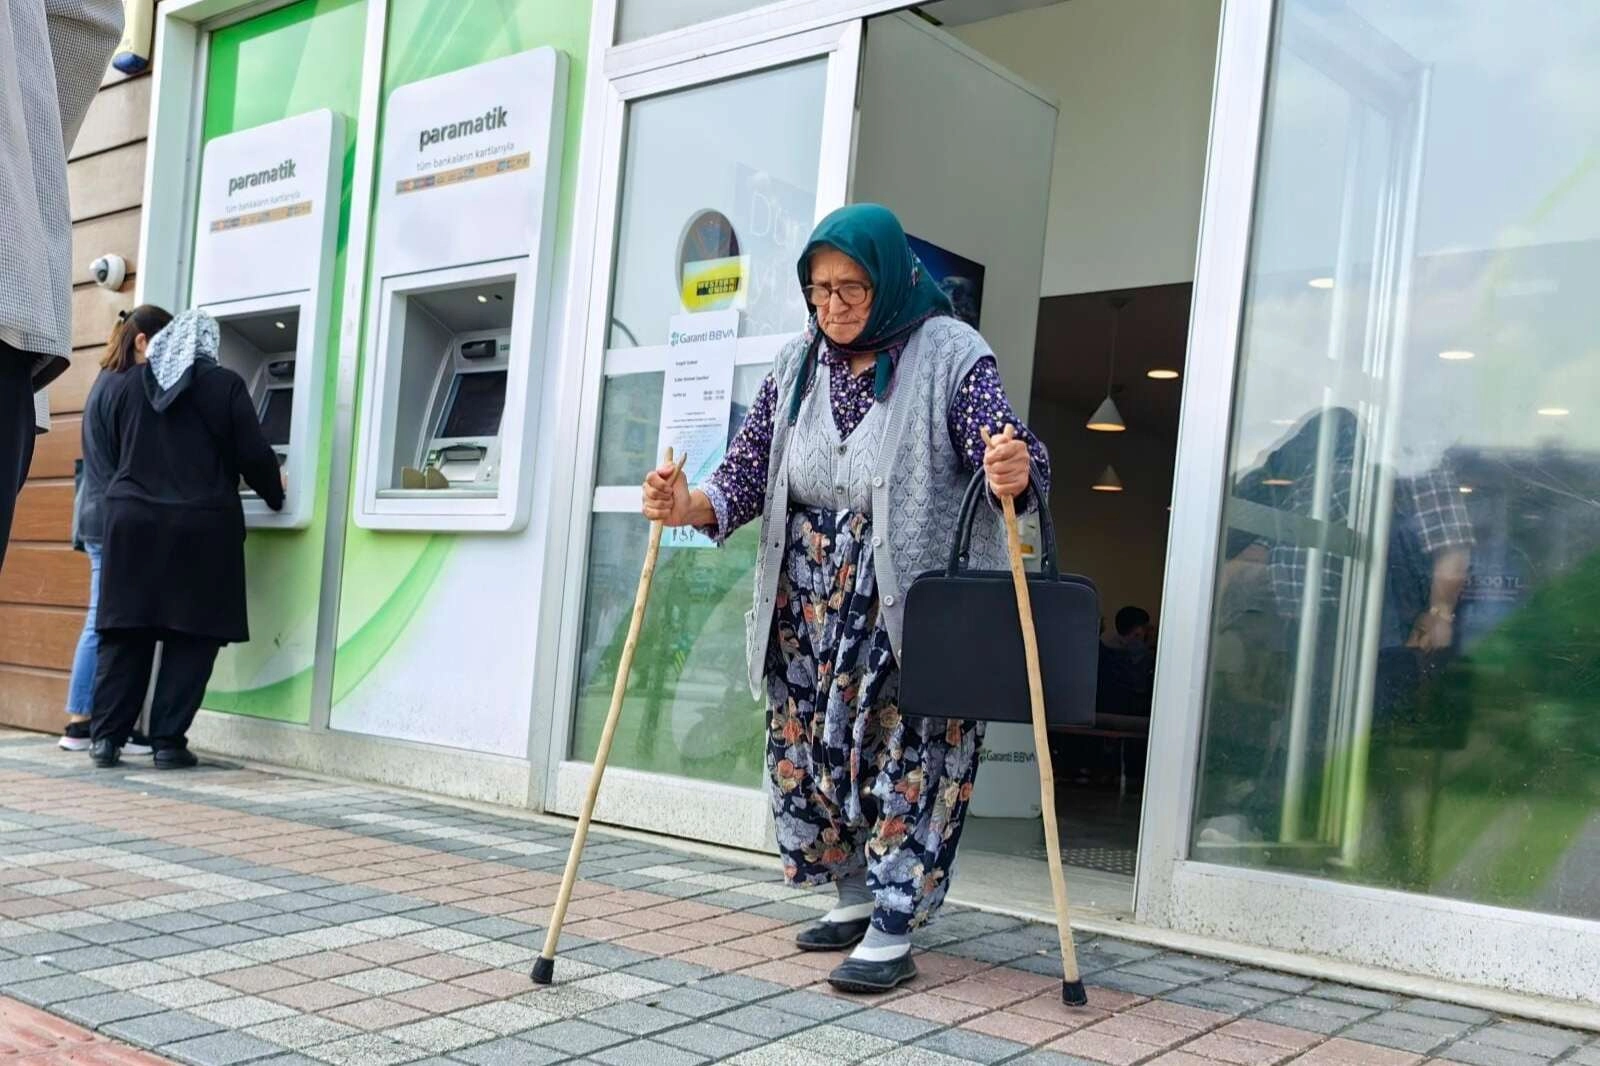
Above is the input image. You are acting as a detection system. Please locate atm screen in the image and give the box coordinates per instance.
[439,370,508,439]
[259,388,293,447]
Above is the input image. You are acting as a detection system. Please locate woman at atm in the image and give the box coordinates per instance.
[58,305,174,756]
[641,204,1048,993]
[88,309,285,769]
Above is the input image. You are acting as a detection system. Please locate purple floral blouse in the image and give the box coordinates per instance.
[700,341,1050,539]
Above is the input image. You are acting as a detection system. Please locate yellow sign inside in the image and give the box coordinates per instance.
[681,256,748,312]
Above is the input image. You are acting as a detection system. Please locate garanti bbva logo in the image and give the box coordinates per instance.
[228,158,296,195]
[670,325,737,346]
[418,106,509,151]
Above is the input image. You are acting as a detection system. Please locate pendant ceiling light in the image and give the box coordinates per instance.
[1092,465,1124,492]
[1087,295,1130,432]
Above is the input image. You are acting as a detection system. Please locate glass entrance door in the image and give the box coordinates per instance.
[1179,0,1600,941]
[1197,4,1430,868]
[546,21,861,846]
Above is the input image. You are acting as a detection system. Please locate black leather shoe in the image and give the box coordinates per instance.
[90,740,120,768]
[827,953,918,994]
[154,748,199,770]
[795,917,870,953]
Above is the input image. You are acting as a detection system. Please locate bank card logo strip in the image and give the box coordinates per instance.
[396,152,531,196]
[209,200,314,233]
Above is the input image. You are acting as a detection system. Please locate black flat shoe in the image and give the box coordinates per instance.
[827,953,918,994]
[90,740,120,768]
[154,748,199,770]
[795,917,870,953]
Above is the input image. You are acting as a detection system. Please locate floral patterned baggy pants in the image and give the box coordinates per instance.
[766,507,983,935]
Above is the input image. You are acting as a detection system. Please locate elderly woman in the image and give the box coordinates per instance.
[643,204,1049,993]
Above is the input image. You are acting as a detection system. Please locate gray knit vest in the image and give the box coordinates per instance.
[785,361,889,512]
[743,317,1010,699]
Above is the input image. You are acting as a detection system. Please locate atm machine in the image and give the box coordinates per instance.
[354,48,566,532]
[377,278,516,494]
[412,335,510,489]
[188,109,343,529]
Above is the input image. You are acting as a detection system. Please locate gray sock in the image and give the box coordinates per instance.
[822,869,873,924]
[850,924,911,961]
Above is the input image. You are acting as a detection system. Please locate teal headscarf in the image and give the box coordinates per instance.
[788,204,952,423]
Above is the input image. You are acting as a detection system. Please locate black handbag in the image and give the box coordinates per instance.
[900,471,1100,726]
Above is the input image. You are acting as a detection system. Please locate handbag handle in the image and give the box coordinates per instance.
[947,466,1058,578]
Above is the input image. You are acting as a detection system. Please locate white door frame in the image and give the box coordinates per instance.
[532,11,864,850]
[1136,0,1274,929]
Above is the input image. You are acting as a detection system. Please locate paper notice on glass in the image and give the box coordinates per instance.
[657,310,739,548]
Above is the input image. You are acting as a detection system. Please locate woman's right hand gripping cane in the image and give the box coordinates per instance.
[642,458,712,528]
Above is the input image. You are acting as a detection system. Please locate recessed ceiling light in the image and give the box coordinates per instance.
[1308,277,1334,290]
[1263,478,1293,487]
[274,321,286,329]
[476,294,489,303]
[1146,369,1180,380]
[1438,350,1475,361]
[1459,486,1474,494]
[1538,407,1570,417]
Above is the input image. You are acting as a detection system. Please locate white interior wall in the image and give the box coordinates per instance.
[952,0,1222,297]
[852,14,1058,414]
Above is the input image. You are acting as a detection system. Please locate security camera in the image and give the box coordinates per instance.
[89,254,127,291]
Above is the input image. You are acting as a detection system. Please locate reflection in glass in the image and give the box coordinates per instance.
[576,361,772,783]
[1193,1,1600,919]
[573,516,765,787]
[606,61,824,348]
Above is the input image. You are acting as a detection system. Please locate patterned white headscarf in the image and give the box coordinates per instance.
[146,309,221,392]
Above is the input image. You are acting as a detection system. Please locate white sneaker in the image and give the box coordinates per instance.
[58,733,91,752]
[124,739,153,756]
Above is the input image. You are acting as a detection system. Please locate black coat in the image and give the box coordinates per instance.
[92,360,284,642]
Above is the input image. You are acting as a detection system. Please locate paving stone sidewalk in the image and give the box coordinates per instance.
[0,992,172,1064]
[0,734,1591,1066]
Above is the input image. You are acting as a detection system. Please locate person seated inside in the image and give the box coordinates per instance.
[1098,606,1156,718]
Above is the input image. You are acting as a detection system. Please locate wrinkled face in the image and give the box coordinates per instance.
[807,247,873,347]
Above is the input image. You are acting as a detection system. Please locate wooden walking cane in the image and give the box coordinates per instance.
[531,447,686,985]
[983,427,1088,1007]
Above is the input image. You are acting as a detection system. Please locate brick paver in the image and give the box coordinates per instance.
[0,992,174,1063]
[0,733,1590,1065]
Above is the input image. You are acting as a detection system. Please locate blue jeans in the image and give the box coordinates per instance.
[65,542,102,716]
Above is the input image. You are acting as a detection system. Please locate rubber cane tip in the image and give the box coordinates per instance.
[530,957,556,985]
[1061,979,1088,1007]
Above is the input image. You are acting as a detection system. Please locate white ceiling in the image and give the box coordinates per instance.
[916,0,1070,28]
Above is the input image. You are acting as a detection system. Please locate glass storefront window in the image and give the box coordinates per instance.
[572,61,827,786]
[1193,1,1600,919]
[606,62,823,348]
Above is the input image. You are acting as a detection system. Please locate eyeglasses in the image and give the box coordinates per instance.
[803,282,872,308]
